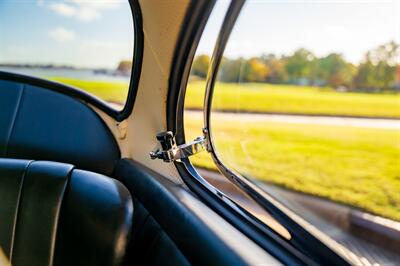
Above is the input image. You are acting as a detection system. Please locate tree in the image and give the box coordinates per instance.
[117,60,132,74]
[242,58,269,82]
[396,66,400,90]
[314,53,354,87]
[219,57,245,82]
[369,41,399,66]
[191,55,210,78]
[189,41,399,92]
[354,41,399,91]
[285,48,315,84]
[354,55,376,90]
[261,54,288,83]
[219,57,269,82]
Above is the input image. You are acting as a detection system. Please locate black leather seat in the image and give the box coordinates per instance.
[0,158,133,266]
[0,77,134,265]
[0,79,120,176]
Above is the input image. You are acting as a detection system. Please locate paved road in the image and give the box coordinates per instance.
[186,110,400,130]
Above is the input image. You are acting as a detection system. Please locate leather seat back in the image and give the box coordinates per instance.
[0,79,120,175]
[0,159,133,266]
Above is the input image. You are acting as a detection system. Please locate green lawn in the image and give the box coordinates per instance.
[48,77,400,220]
[48,77,129,103]
[48,78,400,118]
[185,115,400,221]
[186,81,400,118]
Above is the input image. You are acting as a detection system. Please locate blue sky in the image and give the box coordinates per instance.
[0,0,133,68]
[1,0,399,68]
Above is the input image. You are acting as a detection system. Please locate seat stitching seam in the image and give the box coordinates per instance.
[49,166,75,265]
[9,160,33,263]
[49,165,74,265]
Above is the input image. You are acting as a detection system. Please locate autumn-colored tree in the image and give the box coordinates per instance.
[242,58,269,82]
[261,54,288,83]
[117,60,132,74]
[191,41,399,92]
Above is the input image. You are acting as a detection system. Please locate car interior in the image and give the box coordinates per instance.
[0,73,279,266]
[0,2,284,264]
[3,0,392,265]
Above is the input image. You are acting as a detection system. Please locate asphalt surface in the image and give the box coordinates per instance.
[186,110,400,130]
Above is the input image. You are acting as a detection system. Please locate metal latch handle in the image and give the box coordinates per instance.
[149,130,208,163]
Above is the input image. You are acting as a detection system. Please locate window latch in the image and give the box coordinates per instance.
[149,129,209,163]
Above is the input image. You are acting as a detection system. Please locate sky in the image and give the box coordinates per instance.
[197,0,400,64]
[0,0,133,68]
[0,0,399,68]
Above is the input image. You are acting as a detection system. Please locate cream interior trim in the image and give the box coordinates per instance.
[96,0,191,184]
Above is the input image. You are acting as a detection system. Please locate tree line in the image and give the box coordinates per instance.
[191,41,400,92]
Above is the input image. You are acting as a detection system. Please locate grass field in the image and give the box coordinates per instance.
[185,114,400,221]
[186,81,400,118]
[49,77,400,118]
[48,77,400,220]
[48,77,129,103]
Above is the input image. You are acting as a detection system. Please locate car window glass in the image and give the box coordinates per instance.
[186,0,400,264]
[184,0,291,240]
[0,0,134,110]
